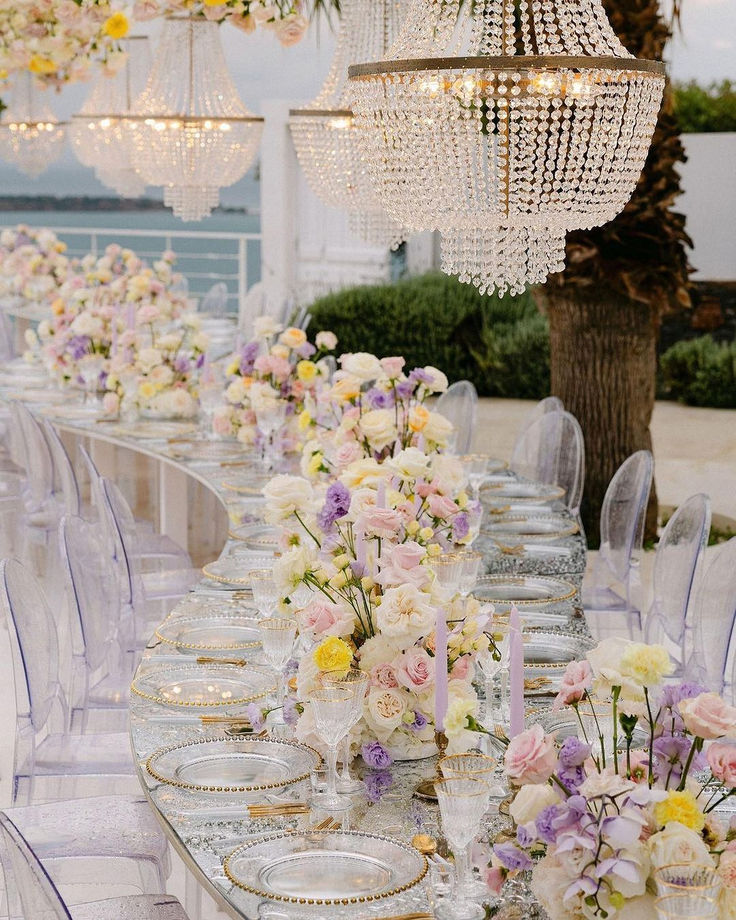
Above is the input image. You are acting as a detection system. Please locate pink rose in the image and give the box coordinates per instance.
[356,507,403,539]
[394,647,435,691]
[504,724,558,785]
[552,659,592,711]
[380,356,405,378]
[416,481,439,498]
[451,655,472,681]
[212,413,233,437]
[375,541,427,589]
[275,13,308,46]
[708,742,736,787]
[483,866,505,897]
[296,599,352,640]
[370,663,398,689]
[679,693,736,740]
[333,442,362,470]
[427,493,459,518]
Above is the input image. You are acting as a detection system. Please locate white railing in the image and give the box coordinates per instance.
[1,224,262,316]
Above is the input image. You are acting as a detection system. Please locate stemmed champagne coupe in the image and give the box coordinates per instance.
[307,686,355,811]
[258,617,298,722]
[435,776,488,919]
[319,668,370,792]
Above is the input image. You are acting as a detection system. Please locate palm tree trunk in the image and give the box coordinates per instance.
[539,287,660,546]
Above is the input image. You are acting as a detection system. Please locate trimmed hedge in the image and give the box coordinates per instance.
[659,336,736,408]
[674,80,736,134]
[308,272,550,398]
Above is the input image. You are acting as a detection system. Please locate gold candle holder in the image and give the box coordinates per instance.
[414,730,448,800]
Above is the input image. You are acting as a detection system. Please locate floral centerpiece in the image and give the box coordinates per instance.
[212,316,337,448]
[492,637,736,919]
[0,225,69,305]
[300,354,454,480]
[262,447,487,759]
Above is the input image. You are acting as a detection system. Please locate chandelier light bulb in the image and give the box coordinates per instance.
[128,17,263,222]
[348,0,665,294]
[0,73,67,178]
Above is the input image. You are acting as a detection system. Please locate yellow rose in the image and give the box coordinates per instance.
[103,12,129,38]
[297,360,317,382]
[313,637,353,674]
[654,790,705,833]
[28,55,56,75]
[409,405,430,432]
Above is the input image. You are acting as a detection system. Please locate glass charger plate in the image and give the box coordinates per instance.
[146,736,320,794]
[131,662,275,708]
[224,830,427,905]
[228,523,282,550]
[472,575,577,625]
[481,514,579,542]
[529,707,649,747]
[523,630,593,695]
[112,421,197,440]
[221,474,273,496]
[155,614,261,651]
[480,481,566,507]
[202,553,276,587]
[166,440,246,462]
[169,594,257,618]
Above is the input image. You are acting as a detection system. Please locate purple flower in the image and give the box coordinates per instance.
[516,823,536,847]
[174,355,191,374]
[535,804,566,844]
[68,335,90,360]
[366,387,395,409]
[395,380,413,400]
[653,734,706,783]
[317,481,351,531]
[239,340,260,375]
[407,711,428,733]
[557,765,586,791]
[408,368,433,386]
[559,737,591,768]
[282,697,298,726]
[493,843,532,871]
[195,353,205,369]
[246,702,265,731]
[361,741,393,769]
[452,513,470,542]
[284,658,299,677]
[296,342,316,358]
[363,770,393,803]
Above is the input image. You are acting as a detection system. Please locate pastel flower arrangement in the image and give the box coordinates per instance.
[0,1,130,86]
[0,225,69,305]
[212,317,336,447]
[261,448,487,758]
[299,353,454,481]
[492,637,736,920]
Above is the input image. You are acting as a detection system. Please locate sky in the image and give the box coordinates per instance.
[0,3,733,206]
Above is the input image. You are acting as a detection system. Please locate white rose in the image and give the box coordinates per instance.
[253,315,283,339]
[509,783,560,826]
[359,409,397,451]
[136,347,163,373]
[339,458,389,491]
[37,319,51,339]
[430,454,467,493]
[423,366,449,393]
[225,378,247,405]
[647,821,715,871]
[340,352,383,381]
[422,410,454,447]
[375,584,436,641]
[262,474,315,523]
[150,365,174,386]
[70,312,104,338]
[278,327,307,349]
[387,447,431,482]
[273,543,313,591]
[365,687,407,740]
[315,331,337,351]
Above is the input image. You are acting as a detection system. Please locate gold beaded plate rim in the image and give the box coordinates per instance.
[348,54,666,78]
[223,829,428,905]
[201,561,255,586]
[227,524,281,547]
[522,630,594,670]
[480,482,567,503]
[154,615,262,651]
[472,575,577,606]
[130,663,276,708]
[146,736,322,794]
[481,514,579,540]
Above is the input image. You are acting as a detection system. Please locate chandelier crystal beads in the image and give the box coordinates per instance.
[348,0,665,293]
[0,73,67,178]
[129,17,263,221]
[289,0,408,250]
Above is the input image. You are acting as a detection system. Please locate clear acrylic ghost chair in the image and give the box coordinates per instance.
[41,421,83,518]
[0,309,15,361]
[644,493,711,673]
[0,558,141,804]
[199,281,228,315]
[684,538,736,695]
[510,409,585,519]
[59,515,131,733]
[513,396,564,448]
[0,813,186,920]
[435,380,478,455]
[582,450,653,633]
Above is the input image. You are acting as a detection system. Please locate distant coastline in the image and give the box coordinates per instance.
[0,196,254,215]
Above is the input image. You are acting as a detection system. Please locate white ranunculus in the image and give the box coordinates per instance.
[422,410,454,447]
[358,409,397,450]
[262,474,315,523]
[423,365,449,393]
[509,783,560,826]
[365,687,408,740]
[340,352,383,381]
[253,314,283,339]
[375,584,436,642]
[647,821,715,871]
[387,447,431,482]
[315,330,337,351]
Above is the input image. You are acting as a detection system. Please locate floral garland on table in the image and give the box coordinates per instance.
[0,1,130,86]
[262,447,487,759]
[0,225,69,306]
[212,317,337,448]
[490,637,736,920]
[300,354,454,480]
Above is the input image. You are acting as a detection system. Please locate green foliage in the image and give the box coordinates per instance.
[659,335,736,408]
[674,81,736,133]
[308,272,550,398]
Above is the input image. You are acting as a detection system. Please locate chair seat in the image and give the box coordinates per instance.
[582,584,630,611]
[72,895,190,920]
[88,673,131,708]
[29,731,135,776]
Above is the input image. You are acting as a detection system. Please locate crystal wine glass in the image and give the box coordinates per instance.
[320,668,370,793]
[259,617,298,718]
[435,776,488,920]
[199,366,224,439]
[431,552,466,602]
[255,398,287,470]
[654,864,722,900]
[439,752,506,810]
[249,568,279,617]
[654,893,719,919]
[78,353,106,413]
[460,454,489,502]
[458,551,483,598]
[308,686,355,811]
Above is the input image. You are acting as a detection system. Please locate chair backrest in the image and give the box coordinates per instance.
[688,538,736,694]
[0,812,72,920]
[199,281,228,315]
[11,403,55,511]
[510,409,585,514]
[513,396,564,447]
[0,558,63,735]
[646,493,711,651]
[59,515,119,672]
[99,477,140,609]
[598,450,653,588]
[435,380,478,455]
[42,420,81,516]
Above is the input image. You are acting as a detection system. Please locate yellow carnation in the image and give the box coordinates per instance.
[138,381,155,400]
[103,12,129,39]
[298,409,311,431]
[307,454,322,476]
[28,55,56,76]
[654,790,705,833]
[621,643,673,686]
[297,360,317,382]
[226,359,240,377]
[313,637,353,674]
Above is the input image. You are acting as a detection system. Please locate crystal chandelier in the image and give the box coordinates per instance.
[0,73,67,178]
[69,37,151,199]
[289,0,408,250]
[128,17,263,221]
[348,0,665,294]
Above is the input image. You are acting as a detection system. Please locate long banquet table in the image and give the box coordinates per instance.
[3,395,589,920]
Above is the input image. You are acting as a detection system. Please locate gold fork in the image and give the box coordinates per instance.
[196,656,248,667]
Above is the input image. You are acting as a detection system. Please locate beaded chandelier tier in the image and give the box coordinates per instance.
[70,37,151,199]
[0,73,67,178]
[128,17,263,221]
[289,0,408,250]
[348,0,665,293]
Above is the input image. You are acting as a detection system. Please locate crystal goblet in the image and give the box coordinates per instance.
[460,454,490,502]
[319,668,370,792]
[654,864,722,900]
[435,776,488,919]
[249,568,279,618]
[654,893,718,919]
[255,398,287,470]
[258,617,297,714]
[458,551,483,598]
[308,686,355,812]
[431,552,466,602]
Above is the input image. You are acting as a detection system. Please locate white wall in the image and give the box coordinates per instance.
[678,133,736,281]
